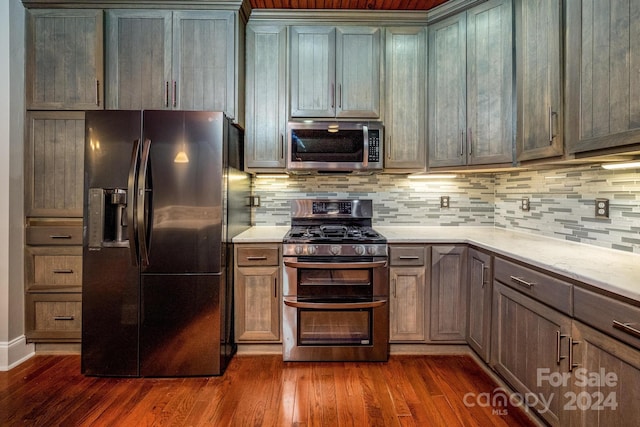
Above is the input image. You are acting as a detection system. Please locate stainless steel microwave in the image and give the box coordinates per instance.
[287,121,383,173]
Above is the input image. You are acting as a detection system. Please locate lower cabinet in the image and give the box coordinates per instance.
[234,244,281,342]
[430,245,467,342]
[25,292,82,342]
[491,281,572,426]
[466,247,492,362]
[389,245,428,342]
[24,221,83,343]
[570,320,640,426]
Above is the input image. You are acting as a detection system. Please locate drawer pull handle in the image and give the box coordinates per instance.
[246,256,268,261]
[54,316,74,321]
[568,337,581,371]
[398,256,420,260]
[49,235,72,239]
[612,320,640,339]
[53,269,74,274]
[510,275,534,289]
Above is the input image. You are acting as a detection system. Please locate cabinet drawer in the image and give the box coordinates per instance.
[236,246,280,266]
[26,246,83,291]
[494,257,572,315]
[25,293,82,342]
[574,287,640,350]
[389,246,426,266]
[26,225,83,245]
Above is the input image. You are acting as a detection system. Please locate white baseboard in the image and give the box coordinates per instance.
[0,335,35,371]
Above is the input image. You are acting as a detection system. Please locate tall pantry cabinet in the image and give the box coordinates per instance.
[24,9,102,344]
[22,1,247,347]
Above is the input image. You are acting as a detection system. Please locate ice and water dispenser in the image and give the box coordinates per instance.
[88,188,129,248]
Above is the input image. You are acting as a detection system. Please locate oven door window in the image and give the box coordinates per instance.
[298,268,371,298]
[298,309,372,346]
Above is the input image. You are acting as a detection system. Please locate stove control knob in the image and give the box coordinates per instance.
[330,245,341,255]
[354,245,365,255]
[295,245,304,255]
[366,246,377,255]
[307,245,316,255]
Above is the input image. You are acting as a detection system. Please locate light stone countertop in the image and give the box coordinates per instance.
[233,226,640,303]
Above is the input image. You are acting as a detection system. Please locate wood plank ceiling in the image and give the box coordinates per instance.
[249,0,448,10]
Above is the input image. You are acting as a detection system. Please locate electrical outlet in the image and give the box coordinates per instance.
[440,196,450,208]
[521,197,530,211]
[595,198,609,218]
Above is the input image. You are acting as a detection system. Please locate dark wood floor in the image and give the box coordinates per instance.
[0,353,538,426]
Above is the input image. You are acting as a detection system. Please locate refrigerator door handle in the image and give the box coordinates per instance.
[127,139,141,266]
[137,138,153,267]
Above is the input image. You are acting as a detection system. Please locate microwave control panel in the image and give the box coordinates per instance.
[368,130,380,162]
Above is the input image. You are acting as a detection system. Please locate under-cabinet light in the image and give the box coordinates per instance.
[255,174,289,179]
[601,161,640,170]
[407,174,458,179]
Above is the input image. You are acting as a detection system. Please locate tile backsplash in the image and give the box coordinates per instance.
[251,165,640,254]
[494,165,640,253]
[252,174,495,227]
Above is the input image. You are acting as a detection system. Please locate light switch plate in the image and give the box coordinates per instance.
[440,196,450,208]
[595,198,609,218]
[521,197,530,211]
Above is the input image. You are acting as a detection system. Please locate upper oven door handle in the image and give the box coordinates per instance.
[283,260,388,269]
[284,297,387,310]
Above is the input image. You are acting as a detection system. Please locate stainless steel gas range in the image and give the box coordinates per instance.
[282,199,389,362]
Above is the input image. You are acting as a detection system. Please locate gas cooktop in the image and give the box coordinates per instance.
[284,225,386,244]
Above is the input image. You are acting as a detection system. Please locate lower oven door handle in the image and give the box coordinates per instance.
[283,297,387,310]
[283,260,388,269]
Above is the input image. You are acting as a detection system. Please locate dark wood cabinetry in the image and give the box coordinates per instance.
[565,0,640,155]
[515,0,564,161]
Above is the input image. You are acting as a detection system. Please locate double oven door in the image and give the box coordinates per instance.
[282,256,389,362]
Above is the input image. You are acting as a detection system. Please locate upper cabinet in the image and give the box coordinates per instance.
[565,0,640,155]
[515,0,564,162]
[245,24,288,171]
[384,27,427,171]
[105,10,237,118]
[26,9,104,110]
[428,0,513,168]
[290,26,381,118]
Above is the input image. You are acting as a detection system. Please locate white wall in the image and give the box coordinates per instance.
[0,0,33,371]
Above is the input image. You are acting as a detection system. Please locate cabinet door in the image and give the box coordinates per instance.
[173,11,235,115]
[466,0,513,165]
[570,321,640,426]
[26,9,103,110]
[25,112,85,217]
[515,0,563,161]
[105,10,172,110]
[336,26,381,118]
[290,26,335,118]
[428,13,467,168]
[235,266,280,342]
[467,248,492,362]
[491,282,571,426]
[430,245,467,341]
[245,25,287,170]
[389,266,427,342]
[566,0,640,154]
[384,27,427,171]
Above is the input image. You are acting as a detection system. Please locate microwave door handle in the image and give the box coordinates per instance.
[362,125,369,167]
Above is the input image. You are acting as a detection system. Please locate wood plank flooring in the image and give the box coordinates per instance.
[0,354,538,426]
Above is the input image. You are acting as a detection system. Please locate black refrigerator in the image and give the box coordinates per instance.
[81,110,250,377]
